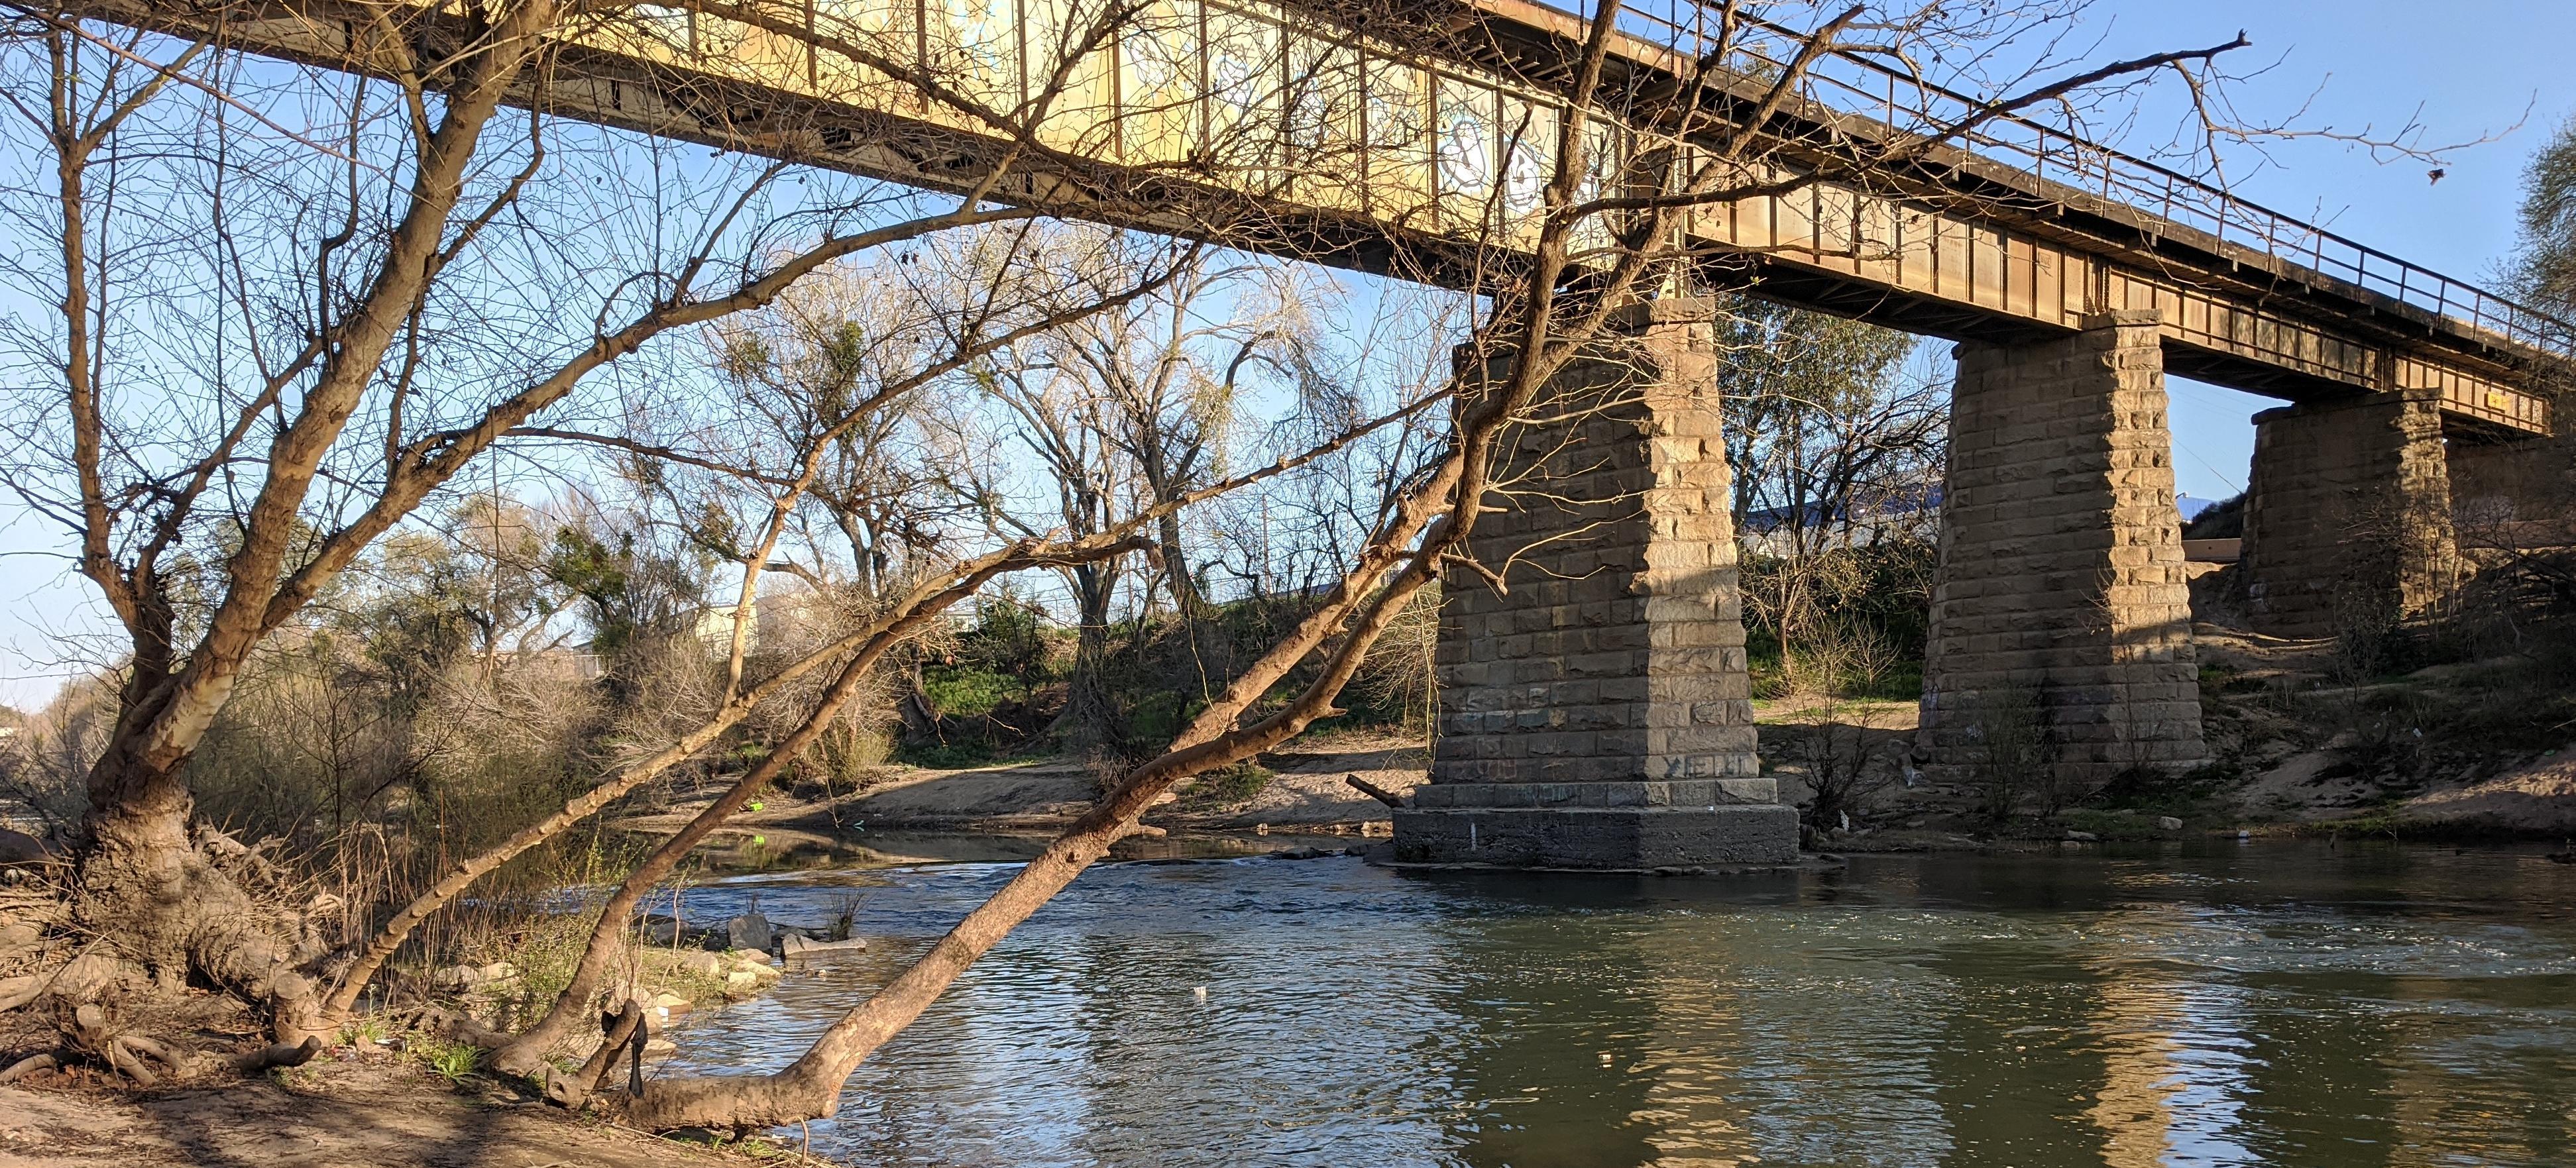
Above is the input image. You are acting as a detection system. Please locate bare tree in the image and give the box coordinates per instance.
[1722,301,1942,654]
[0,0,1206,1062]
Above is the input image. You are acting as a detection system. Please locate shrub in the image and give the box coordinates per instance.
[919,665,1025,719]
[410,1034,483,1081]
[1183,762,1272,806]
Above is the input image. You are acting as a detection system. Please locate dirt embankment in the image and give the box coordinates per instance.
[0,1059,766,1168]
[2189,623,2576,835]
[2396,749,2576,835]
[610,733,1426,861]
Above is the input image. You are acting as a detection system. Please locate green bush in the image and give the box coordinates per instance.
[410,1034,483,1081]
[919,665,1025,719]
[1743,541,1934,701]
[1183,762,1273,806]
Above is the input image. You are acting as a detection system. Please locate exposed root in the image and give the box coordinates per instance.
[0,975,42,1014]
[231,1035,323,1073]
[107,1033,183,1087]
[64,1003,190,1087]
[67,816,332,1051]
[0,823,339,1089]
[0,1052,57,1083]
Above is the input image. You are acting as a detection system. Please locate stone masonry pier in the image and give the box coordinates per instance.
[2239,389,2460,639]
[2449,429,2575,553]
[1391,301,1800,869]
[1917,310,2207,790]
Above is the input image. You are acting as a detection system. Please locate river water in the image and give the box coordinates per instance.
[657,839,2576,1167]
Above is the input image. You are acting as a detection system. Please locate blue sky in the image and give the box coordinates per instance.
[3,1,2570,708]
[2085,1,2576,504]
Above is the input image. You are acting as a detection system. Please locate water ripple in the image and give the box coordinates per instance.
[657,841,2576,1168]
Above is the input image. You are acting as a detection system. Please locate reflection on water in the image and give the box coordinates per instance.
[658,841,2576,1167]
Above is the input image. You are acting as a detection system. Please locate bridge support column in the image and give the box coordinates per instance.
[2239,388,2459,639]
[1392,301,1799,869]
[2448,430,2571,553]
[1917,309,2206,793]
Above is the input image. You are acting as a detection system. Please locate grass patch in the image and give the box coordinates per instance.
[1182,762,1273,806]
[2062,809,2171,841]
[2088,761,2237,820]
[410,1034,484,1081]
[453,908,596,1032]
[2302,810,2406,839]
[919,665,1028,719]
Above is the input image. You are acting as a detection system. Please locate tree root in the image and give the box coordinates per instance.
[0,975,42,1014]
[66,1004,190,1087]
[106,1034,182,1087]
[545,1003,647,1110]
[0,1053,57,1084]
[231,1035,323,1073]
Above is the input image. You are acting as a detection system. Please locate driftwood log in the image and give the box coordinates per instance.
[1344,775,1410,809]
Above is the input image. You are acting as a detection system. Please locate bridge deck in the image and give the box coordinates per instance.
[112,0,2561,435]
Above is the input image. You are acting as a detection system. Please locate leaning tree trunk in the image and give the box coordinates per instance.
[616,444,1473,1130]
[481,537,1147,1076]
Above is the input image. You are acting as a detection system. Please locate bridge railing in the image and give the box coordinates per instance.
[1596,0,2576,359]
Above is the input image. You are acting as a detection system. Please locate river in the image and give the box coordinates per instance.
[655,838,2576,1167]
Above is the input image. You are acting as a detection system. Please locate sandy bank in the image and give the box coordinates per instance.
[2399,746,2576,835]
[0,1060,761,1168]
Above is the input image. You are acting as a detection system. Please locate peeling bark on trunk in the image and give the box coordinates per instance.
[72,759,323,1044]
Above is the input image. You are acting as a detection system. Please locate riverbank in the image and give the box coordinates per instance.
[610,731,1423,869]
[605,627,2576,864]
[0,1057,783,1168]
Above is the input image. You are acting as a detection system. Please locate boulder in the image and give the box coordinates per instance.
[781,934,869,957]
[2157,816,2186,831]
[636,913,714,949]
[724,912,774,954]
[2064,830,2100,843]
[645,991,693,1018]
[678,950,725,978]
[0,827,52,866]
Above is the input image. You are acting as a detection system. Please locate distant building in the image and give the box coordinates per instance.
[693,602,757,653]
[1737,482,1941,557]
